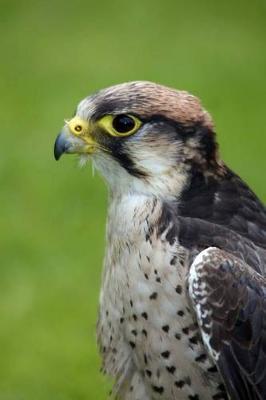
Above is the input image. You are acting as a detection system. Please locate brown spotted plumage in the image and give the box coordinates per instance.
[54,81,266,400]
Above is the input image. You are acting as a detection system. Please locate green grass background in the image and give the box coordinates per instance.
[0,0,265,398]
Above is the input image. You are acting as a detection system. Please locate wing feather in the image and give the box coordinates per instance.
[188,247,266,400]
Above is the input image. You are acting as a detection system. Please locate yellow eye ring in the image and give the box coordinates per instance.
[97,114,141,137]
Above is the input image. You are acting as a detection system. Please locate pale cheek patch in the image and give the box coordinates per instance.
[128,128,182,173]
[132,146,176,174]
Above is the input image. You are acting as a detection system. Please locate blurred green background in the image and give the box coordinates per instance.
[0,0,265,399]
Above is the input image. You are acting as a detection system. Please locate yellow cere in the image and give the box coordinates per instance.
[67,116,90,137]
[66,116,96,153]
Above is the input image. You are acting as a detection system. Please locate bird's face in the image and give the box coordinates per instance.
[54,81,217,199]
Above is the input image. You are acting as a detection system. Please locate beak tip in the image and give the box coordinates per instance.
[54,132,69,161]
[54,146,62,161]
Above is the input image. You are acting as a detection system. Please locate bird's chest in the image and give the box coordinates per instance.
[97,196,223,399]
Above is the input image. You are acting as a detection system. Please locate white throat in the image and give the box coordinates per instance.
[91,152,188,201]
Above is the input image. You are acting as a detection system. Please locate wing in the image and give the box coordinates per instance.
[188,247,266,400]
[178,167,266,251]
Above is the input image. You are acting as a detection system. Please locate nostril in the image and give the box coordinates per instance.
[74,125,82,133]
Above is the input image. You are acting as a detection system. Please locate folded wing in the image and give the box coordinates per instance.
[189,247,266,400]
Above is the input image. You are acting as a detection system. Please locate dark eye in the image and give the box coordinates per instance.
[112,115,136,134]
[98,114,141,137]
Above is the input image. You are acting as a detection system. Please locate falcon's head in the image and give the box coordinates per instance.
[54,81,222,199]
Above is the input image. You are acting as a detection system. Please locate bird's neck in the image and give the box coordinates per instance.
[107,193,162,237]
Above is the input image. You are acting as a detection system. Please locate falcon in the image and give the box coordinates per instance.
[54,81,266,400]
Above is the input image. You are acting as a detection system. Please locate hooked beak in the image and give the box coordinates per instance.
[54,117,96,161]
[54,131,72,160]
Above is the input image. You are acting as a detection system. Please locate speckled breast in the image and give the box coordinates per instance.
[97,196,227,400]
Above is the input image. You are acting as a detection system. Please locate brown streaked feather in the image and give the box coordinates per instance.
[90,81,214,129]
[189,247,266,400]
[178,165,266,251]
